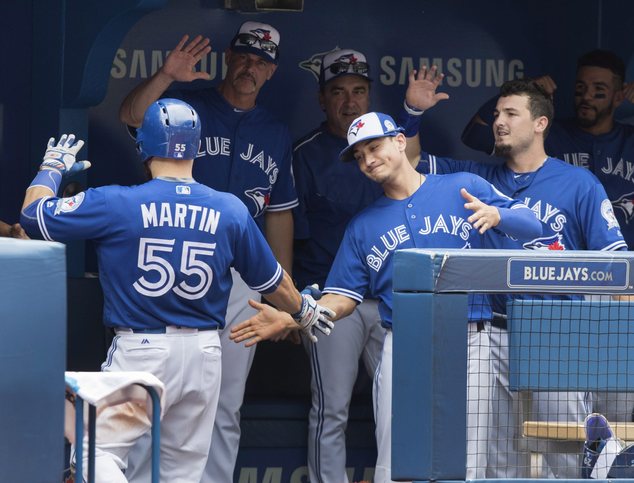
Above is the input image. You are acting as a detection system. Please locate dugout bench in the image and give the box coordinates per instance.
[391,249,634,482]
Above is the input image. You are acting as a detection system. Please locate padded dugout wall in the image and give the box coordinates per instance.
[0,239,66,481]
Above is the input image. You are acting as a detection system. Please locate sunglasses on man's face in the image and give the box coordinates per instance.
[235,33,278,54]
[328,61,369,76]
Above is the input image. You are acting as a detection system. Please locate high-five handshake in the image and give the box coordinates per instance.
[232,284,336,347]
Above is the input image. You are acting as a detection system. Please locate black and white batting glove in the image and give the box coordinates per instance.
[292,284,335,343]
[40,134,91,176]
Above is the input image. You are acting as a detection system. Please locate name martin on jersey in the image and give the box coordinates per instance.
[141,202,221,235]
[197,138,279,185]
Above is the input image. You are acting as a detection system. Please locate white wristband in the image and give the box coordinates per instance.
[403,100,424,116]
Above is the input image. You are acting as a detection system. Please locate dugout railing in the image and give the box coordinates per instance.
[391,249,634,482]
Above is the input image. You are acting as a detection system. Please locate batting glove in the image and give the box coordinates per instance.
[292,284,335,343]
[40,134,91,176]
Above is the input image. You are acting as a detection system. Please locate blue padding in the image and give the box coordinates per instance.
[392,292,468,480]
[0,239,66,481]
[508,300,634,391]
[393,249,634,295]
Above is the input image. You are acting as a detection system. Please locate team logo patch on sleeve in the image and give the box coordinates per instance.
[54,192,85,215]
[245,187,271,217]
[611,193,634,225]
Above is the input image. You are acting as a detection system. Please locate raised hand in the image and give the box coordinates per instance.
[405,65,450,111]
[161,34,212,83]
[623,82,634,104]
[40,134,91,176]
[462,188,500,234]
[531,75,557,97]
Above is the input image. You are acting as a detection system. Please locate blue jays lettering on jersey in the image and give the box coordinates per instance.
[424,155,627,252]
[546,120,634,248]
[292,124,384,288]
[167,88,298,229]
[423,154,628,311]
[21,178,283,330]
[324,172,535,328]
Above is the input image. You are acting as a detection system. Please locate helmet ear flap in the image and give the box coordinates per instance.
[136,99,201,162]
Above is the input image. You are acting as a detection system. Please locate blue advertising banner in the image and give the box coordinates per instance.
[507,257,630,291]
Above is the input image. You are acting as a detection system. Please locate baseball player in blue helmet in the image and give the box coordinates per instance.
[232,111,542,482]
[119,21,297,483]
[409,77,628,478]
[20,99,333,483]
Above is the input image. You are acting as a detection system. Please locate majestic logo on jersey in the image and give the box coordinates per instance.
[348,120,365,137]
[523,233,565,251]
[245,187,271,218]
[299,47,339,80]
[612,192,634,224]
[54,192,85,215]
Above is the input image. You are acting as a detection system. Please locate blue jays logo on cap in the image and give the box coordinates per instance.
[319,48,371,86]
[339,112,404,161]
[231,21,280,64]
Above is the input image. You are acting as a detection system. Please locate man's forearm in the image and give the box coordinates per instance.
[119,71,174,127]
[265,209,293,274]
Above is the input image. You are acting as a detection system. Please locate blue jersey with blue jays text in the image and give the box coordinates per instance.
[464,97,634,248]
[21,178,283,330]
[423,154,628,311]
[323,172,536,328]
[168,88,298,230]
[546,120,634,248]
[292,124,384,289]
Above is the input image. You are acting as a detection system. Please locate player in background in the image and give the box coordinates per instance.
[119,21,297,482]
[231,111,542,482]
[19,99,333,483]
[462,49,634,250]
[292,48,447,483]
[408,78,628,478]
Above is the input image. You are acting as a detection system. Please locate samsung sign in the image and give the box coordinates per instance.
[507,257,630,291]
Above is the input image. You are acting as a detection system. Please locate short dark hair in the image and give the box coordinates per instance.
[577,49,625,87]
[500,79,554,138]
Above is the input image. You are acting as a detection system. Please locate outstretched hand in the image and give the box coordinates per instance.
[230,299,297,347]
[462,188,500,234]
[40,134,91,176]
[161,34,212,83]
[405,65,450,111]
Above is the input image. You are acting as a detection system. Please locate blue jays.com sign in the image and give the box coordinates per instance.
[507,257,630,291]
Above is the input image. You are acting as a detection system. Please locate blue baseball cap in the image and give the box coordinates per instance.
[339,112,405,161]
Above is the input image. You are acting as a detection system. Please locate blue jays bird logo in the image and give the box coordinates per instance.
[612,192,634,224]
[348,120,365,137]
[245,187,271,218]
[523,233,566,251]
[299,47,340,80]
[250,27,272,41]
[335,52,359,66]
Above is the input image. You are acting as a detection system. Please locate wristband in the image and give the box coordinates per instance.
[28,169,62,195]
[403,100,424,116]
[398,101,424,138]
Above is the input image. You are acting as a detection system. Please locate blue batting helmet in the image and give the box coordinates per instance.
[136,98,201,162]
